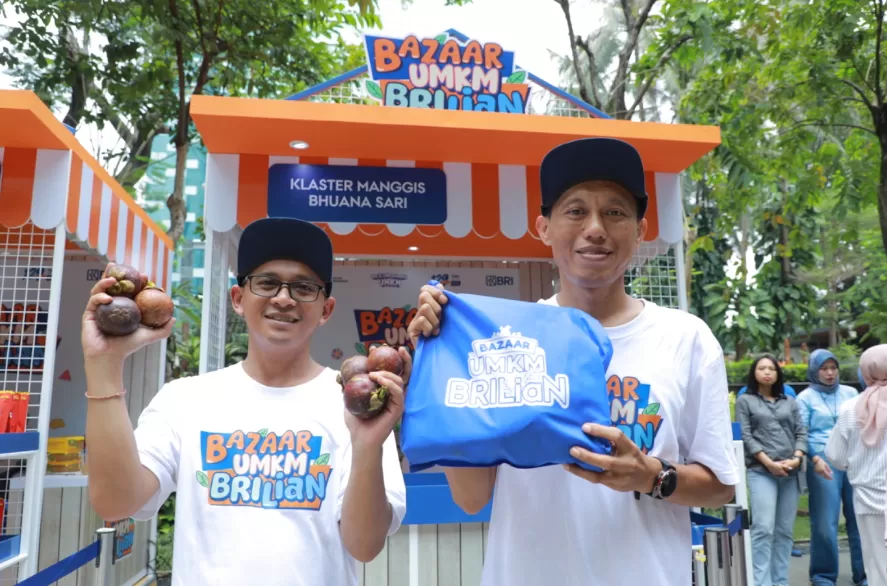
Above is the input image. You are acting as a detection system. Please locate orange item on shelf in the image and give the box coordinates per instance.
[9,391,29,432]
[0,391,14,433]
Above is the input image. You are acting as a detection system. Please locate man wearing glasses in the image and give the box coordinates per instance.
[81,217,408,586]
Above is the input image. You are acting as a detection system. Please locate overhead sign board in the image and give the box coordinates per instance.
[267,164,447,225]
[363,31,530,114]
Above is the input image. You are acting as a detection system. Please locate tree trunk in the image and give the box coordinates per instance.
[735,336,746,361]
[821,225,839,348]
[828,284,839,348]
[61,26,91,129]
[879,141,887,260]
[166,143,188,244]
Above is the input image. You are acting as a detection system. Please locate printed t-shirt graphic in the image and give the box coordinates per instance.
[608,374,664,454]
[199,427,332,510]
[130,363,406,586]
[479,297,739,586]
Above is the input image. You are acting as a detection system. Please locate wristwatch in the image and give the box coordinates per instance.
[648,457,678,500]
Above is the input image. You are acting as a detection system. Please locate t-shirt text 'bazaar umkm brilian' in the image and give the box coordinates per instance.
[363,32,531,113]
[198,429,332,509]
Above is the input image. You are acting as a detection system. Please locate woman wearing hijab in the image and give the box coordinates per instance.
[826,345,887,586]
[796,349,868,586]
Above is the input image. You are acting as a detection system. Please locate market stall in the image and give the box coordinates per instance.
[191,29,742,586]
[0,89,173,586]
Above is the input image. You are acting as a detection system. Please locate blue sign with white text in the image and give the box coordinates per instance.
[267,164,448,225]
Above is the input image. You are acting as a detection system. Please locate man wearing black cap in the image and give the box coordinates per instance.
[408,138,739,585]
[81,217,408,586]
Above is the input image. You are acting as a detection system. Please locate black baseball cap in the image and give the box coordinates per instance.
[539,138,648,219]
[237,217,334,295]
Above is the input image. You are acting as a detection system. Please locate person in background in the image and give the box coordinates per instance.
[825,344,887,586]
[736,354,807,586]
[736,359,802,559]
[738,382,797,399]
[796,349,868,586]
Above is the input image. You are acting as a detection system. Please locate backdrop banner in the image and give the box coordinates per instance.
[311,265,522,368]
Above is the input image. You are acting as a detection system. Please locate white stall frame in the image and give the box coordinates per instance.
[0,90,175,585]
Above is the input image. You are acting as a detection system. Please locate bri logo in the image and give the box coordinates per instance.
[445,325,569,409]
[485,275,513,287]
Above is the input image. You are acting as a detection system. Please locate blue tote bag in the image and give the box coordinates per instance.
[401,282,614,473]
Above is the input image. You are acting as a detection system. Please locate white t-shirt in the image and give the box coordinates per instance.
[481,297,740,586]
[132,362,407,586]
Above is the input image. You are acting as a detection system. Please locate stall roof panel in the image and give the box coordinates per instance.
[190,95,720,174]
[0,94,68,150]
[0,90,173,289]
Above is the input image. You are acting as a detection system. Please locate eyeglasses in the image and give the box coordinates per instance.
[245,275,326,302]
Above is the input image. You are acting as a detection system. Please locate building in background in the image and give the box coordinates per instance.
[140,134,207,295]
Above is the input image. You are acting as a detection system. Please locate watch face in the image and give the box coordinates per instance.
[660,469,677,496]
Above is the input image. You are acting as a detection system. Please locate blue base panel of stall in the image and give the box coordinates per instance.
[403,473,492,525]
[0,534,21,564]
[402,424,743,526]
[0,432,39,456]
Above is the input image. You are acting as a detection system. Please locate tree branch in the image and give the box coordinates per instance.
[608,0,658,117]
[632,0,657,38]
[839,96,873,107]
[783,119,877,136]
[874,0,884,105]
[626,35,691,118]
[555,0,596,107]
[191,0,208,55]
[169,0,188,146]
[839,78,874,109]
[61,26,91,129]
[575,35,601,104]
[620,0,633,30]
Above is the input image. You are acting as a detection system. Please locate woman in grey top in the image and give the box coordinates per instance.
[736,354,808,586]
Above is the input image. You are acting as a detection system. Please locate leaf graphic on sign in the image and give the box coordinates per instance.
[196,471,209,488]
[402,304,411,311]
[258,428,269,437]
[434,33,448,44]
[355,343,368,356]
[365,80,383,99]
[643,403,660,415]
[314,453,330,466]
[507,70,527,84]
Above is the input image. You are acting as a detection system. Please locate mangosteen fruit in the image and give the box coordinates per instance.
[367,344,404,376]
[336,355,369,387]
[135,285,174,328]
[343,373,389,419]
[95,296,142,336]
[103,263,143,297]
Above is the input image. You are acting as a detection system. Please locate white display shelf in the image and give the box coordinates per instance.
[9,473,88,491]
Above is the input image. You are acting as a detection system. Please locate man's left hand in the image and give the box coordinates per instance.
[563,423,661,494]
[345,347,412,452]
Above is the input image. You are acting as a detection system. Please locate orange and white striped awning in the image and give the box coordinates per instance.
[191,95,719,260]
[204,154,685,260]
[0,91,173,289]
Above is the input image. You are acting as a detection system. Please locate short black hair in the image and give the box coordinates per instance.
[746,353,786,397]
